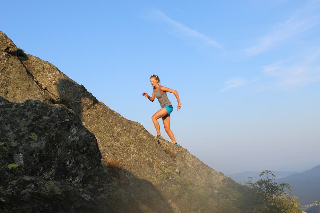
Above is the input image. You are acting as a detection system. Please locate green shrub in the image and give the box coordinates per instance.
[246,170,301,213]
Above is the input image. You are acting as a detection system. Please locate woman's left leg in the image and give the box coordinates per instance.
[162,115,177,144]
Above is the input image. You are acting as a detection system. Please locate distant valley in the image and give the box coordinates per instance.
[229,165,320,206]
[276,165,320,205]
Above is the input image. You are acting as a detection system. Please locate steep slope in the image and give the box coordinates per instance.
[277,165,320,205]
[1,31,259,212]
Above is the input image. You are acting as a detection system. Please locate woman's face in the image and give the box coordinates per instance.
[150,77,158,87]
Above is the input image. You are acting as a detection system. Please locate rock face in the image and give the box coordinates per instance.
[0,31,258,212]
[0,97,104,212]
[0,97,176,213]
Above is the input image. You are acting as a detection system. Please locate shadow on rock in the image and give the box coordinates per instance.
[57,79,99,120]
[7,48,29,61]
[101,163,174,213]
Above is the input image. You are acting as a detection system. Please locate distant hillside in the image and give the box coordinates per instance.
[0,31,264,212]
[229,170,298,184]
[277,165,320,205]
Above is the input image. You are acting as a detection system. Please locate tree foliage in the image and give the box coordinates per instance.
[246,170,302,213]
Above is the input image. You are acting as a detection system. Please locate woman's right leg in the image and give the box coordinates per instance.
[151,108,168,135]
[162,115,177,144]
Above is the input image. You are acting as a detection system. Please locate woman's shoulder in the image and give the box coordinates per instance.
[158,85,165,92]
[159,85,169,90]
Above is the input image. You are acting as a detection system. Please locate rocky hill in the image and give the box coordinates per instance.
[1,31,259,212]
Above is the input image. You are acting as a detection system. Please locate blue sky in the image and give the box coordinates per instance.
[2,0,320,174]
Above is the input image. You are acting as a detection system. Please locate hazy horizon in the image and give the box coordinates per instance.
[2,0,319,175]
[226,163,318,176]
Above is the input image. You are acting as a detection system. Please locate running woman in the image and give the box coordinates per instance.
[142,74,181,145]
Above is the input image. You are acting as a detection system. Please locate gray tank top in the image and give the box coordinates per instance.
[155,86,172,108]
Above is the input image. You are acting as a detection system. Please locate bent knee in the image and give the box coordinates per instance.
[164,126,171,131]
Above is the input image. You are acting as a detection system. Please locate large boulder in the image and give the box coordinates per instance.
[0,97,105,212]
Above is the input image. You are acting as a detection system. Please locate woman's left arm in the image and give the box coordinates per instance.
[160,86,181,110]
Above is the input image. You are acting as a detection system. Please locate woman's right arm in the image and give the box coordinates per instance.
[143,89,155,102]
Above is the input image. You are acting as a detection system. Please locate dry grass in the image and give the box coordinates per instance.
[105,158,121,167]
[103,158,125,179]
[104,158,124,169]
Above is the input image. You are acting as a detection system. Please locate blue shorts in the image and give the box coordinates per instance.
[164,105,173,116]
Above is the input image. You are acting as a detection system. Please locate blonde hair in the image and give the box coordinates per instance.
[150,74,160,83]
